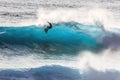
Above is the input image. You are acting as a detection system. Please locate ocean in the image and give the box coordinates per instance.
[0,0,120,80]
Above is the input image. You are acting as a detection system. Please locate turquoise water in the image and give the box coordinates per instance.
[0,22,105,55]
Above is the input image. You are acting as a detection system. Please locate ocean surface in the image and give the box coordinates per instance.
[0,0,120,80]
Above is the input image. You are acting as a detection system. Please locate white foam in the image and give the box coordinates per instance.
[36,7,120,31]
[0,49,120,72]
[0,7,119,32]
[76,49,120,71]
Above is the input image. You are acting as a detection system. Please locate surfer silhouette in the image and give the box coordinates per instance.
[44,22,53,33]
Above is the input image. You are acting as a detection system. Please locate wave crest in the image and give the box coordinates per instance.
[37,8,120,30]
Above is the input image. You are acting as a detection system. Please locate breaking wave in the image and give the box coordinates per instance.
[0,6,120,80]
[0,21,120,71]
[0,21,111,55]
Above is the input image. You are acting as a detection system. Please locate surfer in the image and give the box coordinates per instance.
[44,22,53,33]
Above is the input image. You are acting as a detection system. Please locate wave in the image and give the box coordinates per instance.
[0,65,120,80]
[0,65,81,80]
[0,21,120,71]
[0,21,106,55]
[0,21,120,55]
[0,1,120,80]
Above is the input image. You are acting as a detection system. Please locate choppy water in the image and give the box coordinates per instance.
[0,0,120,80]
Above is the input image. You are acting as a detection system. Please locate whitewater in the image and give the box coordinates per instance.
[0,0,120,80]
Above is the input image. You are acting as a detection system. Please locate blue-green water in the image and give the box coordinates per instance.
[0,22,106,55]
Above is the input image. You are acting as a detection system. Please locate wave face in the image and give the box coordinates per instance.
[0,22,106,55]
